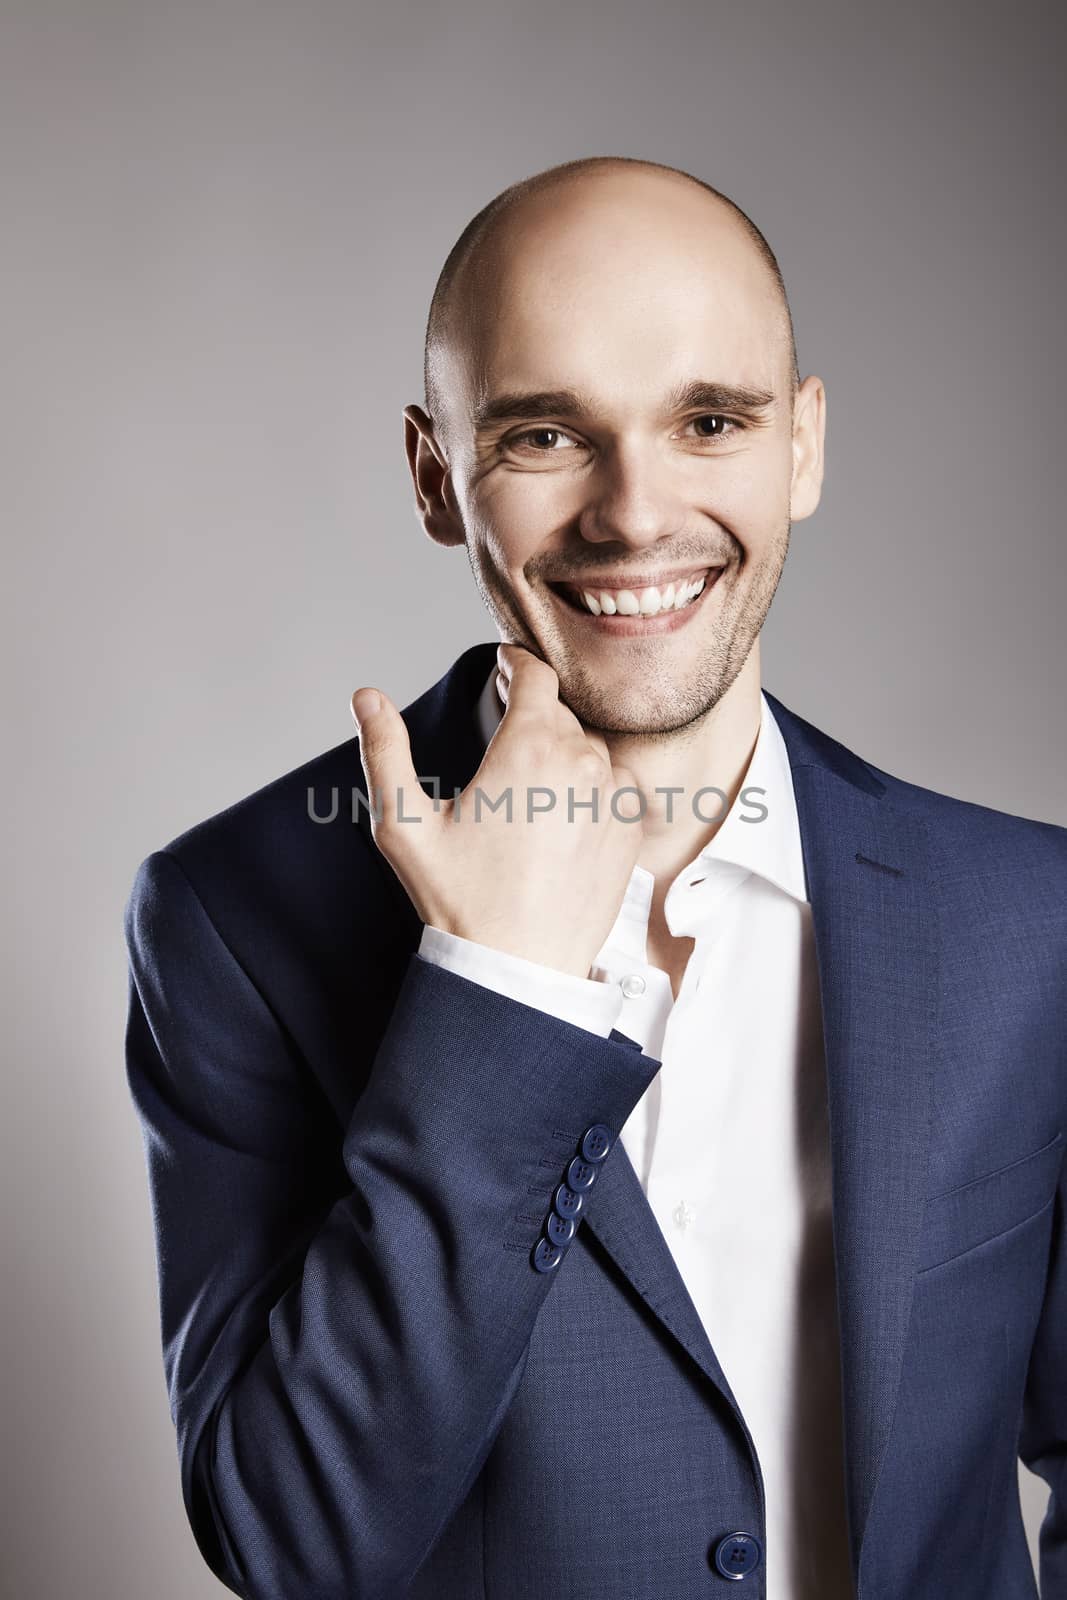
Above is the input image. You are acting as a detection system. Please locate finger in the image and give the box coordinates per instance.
[350,687,430,831]
[495,644,560,724]
[497,647,609,761]
[553,701,610,765]
[609,762,646,823]
[575,724,611,764]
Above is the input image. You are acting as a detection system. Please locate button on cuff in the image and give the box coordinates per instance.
[580,1123,613,1162]
[531,1236,564,1273]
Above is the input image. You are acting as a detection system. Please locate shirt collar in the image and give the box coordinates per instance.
[474,664,807,905]
[699,689,808,903]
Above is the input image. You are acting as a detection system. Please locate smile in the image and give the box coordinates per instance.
[547,566,724,634]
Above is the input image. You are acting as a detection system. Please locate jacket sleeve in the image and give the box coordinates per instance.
[123,848,660,1600]
[1018,1139,1067,1596]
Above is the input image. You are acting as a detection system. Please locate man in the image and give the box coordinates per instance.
[123,157,1066,1600]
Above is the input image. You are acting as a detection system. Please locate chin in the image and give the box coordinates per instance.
[560,682,711,737]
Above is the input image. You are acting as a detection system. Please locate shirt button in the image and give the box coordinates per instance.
[620,973,646,998]
[672,1200,696,1231]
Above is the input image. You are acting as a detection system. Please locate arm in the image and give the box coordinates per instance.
[1018,1145,1067,1596]
[124,848,659,1600]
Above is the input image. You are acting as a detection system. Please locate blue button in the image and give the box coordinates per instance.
[532,1236,564,1273]
[553,1182,584,1220]
[546,1211,576,1246]
[712,1531,762,1580]
[580,1123,613,1163]
[566,1155,598,1192]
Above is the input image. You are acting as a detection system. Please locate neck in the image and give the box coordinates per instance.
[593,646,763,878]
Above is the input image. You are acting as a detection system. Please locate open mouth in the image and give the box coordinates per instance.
[546,566,724,631]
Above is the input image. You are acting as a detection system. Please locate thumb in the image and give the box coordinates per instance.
[350,687,431,834]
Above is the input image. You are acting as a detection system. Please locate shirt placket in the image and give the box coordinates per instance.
[646,858,755,1245]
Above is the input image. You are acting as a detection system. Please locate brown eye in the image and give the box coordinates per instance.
[507,427,577,451]
[690,414,738,439]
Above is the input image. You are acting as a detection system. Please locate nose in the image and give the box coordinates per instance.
[577,437,688,552]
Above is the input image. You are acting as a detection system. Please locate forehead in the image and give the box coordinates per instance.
[453,178,788,419]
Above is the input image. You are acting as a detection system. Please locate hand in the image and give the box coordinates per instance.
[350,643,645,980]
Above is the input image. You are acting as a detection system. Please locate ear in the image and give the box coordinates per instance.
[788,375,827,523]
[403,405,466,548]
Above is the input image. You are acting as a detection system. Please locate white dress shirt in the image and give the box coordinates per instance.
[417,667,854,1599]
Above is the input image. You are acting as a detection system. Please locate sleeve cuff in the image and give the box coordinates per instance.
[417,924,625,1038]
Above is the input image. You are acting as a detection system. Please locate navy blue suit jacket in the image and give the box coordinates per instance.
[123,641,1067,1599]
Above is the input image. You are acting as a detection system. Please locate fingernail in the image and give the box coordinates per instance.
[350,689,381,730]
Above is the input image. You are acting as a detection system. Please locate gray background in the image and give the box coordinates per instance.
[3,1,1064,1594]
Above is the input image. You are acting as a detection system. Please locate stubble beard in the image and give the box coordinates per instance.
[466,519,791,740]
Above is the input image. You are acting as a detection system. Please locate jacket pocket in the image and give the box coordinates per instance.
[916,1129,1064,1274]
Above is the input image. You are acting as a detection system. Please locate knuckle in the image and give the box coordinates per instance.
[370,778,402,819]
[508,705,552,742]
[370,797,395,835]
[511,649,556,681]
[524,732,555,765]
[574,744,604,772]
[373,807,407,854]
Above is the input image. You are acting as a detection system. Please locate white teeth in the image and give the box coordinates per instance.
[572,569,715,615]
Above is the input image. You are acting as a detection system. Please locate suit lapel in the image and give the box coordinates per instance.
[387,646,939,1573]
[781,728,938,1566]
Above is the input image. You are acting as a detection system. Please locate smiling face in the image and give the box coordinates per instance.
[406,166,825,736]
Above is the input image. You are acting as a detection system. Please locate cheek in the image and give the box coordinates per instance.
[474,475,568,563]
[480,467,572,517]
[709,451,791,527]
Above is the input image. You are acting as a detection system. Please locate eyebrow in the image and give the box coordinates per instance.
[471,378,777,432]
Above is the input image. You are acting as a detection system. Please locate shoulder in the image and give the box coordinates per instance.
[141,731,365,873]
[127,641,492,915]
[872,761,1067,928]
[865,755,1067,870]
[765,688,1067,877]
[123,731,389,962]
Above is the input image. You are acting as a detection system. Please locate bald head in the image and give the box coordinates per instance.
[423,156,798,434]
